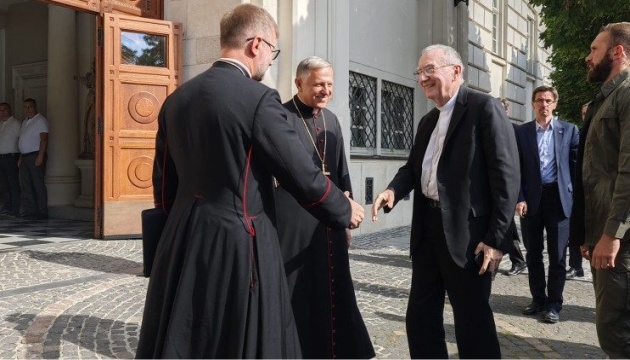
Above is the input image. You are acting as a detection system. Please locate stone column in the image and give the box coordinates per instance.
[46,5,80,206]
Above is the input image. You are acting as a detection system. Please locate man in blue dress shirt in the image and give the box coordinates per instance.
[514,85,579,323]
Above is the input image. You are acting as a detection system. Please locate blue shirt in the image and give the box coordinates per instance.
[536,119,556,184]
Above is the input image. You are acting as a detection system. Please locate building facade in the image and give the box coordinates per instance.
[0,0,551,237]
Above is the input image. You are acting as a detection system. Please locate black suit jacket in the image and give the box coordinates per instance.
[514,119,579,217]
[387,86,520,268]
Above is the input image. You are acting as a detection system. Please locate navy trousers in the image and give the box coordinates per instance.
[521,185,569,312]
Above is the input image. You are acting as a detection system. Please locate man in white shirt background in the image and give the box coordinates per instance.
[18,98,49,220]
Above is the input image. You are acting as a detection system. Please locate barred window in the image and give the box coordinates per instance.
[349,72,377,149]
[492,1,499,53]
[381,81,413,151]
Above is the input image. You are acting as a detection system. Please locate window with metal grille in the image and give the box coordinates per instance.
[349,72,377,149]
[491,0,502,55]
[381,81,413,151]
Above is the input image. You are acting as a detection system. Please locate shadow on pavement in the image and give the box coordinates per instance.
[24,250,142,276]
[353,279,409,298]
[489,293,597,324]
[5,312,137,359]
[498,331,605,358]
[368,314,604,358]
[374,310,405,322]
[349,252,411,268]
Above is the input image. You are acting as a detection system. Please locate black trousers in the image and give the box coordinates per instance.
[0,153,20,214]
[19,153,48,216]
[567,244,583,269]
[507,220,525,266]
[406,200,500,359]
[521,185,569,311]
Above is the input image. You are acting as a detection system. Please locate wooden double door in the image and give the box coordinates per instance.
[45,0,182,238]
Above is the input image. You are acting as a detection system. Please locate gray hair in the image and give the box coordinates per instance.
[220,4,279,49]
[421,44,464,68]
[421,44,464,84]
[296,56,332,79]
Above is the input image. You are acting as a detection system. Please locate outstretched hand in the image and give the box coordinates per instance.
[371,189,395,222]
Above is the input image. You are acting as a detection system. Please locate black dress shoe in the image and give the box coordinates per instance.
[566,267,585,279]
[522,302,545,315]
[543,309,560,323]
[507,263,527,276]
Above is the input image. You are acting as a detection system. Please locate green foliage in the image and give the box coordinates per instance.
[528,0,630,125]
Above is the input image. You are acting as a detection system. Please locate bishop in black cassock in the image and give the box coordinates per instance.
[274,58,374,359]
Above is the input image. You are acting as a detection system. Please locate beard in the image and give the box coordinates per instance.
[252,71,265,82]
[587,54,613,84]
[251,63,269,81]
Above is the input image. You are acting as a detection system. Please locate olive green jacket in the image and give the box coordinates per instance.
[574,68,630,246]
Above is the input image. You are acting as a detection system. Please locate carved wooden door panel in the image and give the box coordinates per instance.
[44,0,163,18]
[97,13,181,237]
[101,0,163,19]
[42,0,100,13]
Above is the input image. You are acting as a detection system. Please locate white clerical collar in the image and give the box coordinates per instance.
[216,58,252,78]
[437,92,458,112]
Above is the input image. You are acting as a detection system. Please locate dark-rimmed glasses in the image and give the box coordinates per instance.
[533,99,556,105]
[246,37,281,60]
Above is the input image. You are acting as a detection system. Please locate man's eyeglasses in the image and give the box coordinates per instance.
[246,37,281,60]
[533,99,556,105]
[413,64,455,79]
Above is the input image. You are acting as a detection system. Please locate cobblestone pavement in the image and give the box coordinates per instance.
[351,223,603,359]
[0,215,605,358]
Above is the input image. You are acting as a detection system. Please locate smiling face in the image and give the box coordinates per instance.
[416,49,461,107]
[296,66,333,110]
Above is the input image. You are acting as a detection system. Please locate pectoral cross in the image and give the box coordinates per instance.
[322,163,331,176]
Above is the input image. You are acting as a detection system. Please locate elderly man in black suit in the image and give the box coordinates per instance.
[136,4,365,358]
[372,44,519,358]
[515,86,579,324]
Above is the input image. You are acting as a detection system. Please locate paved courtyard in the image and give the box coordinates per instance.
[0,214,604,358]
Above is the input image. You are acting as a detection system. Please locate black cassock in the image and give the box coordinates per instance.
[135,62,352,359]
[274,96,375,359]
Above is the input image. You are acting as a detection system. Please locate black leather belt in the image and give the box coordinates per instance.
[542,182,558,190]
[21,151,38,156]
[0,153,18,157]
